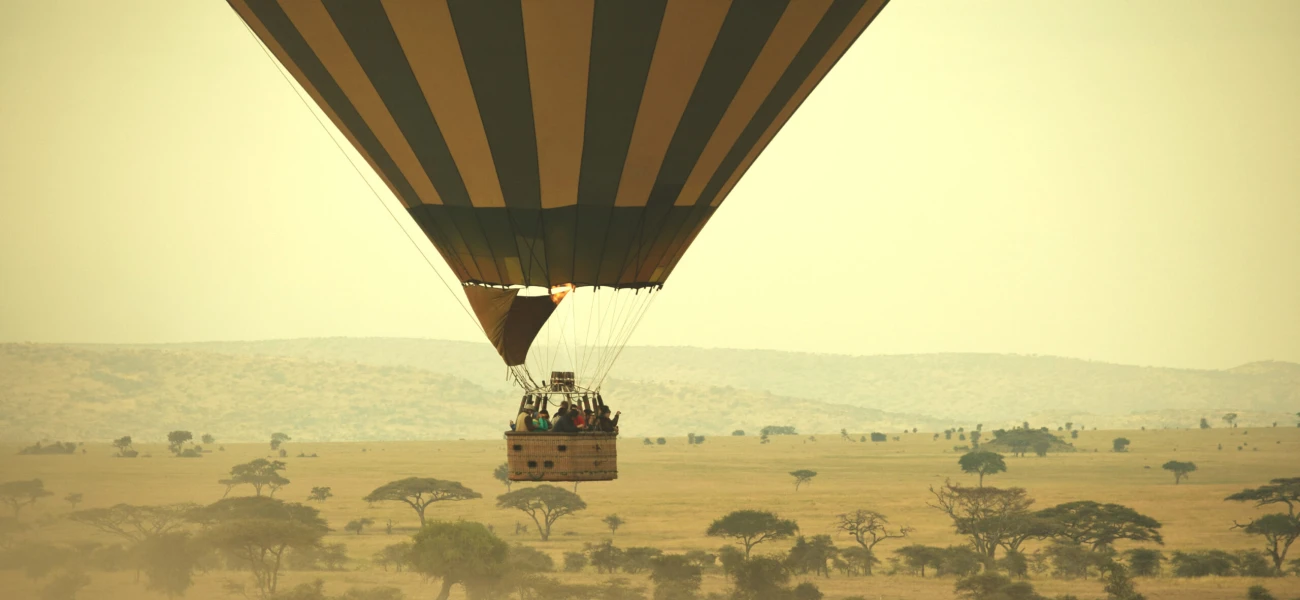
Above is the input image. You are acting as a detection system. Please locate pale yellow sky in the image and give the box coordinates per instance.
[2,1,1298,370]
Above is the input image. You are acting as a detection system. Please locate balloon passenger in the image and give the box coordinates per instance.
[514,401,536,432]
[591,406,621,434]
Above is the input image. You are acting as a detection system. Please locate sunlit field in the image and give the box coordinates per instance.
[2,426,1298,599]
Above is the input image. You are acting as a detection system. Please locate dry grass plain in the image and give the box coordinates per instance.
[1,426,1298,599]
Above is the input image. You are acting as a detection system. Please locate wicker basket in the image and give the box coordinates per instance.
[505,432,618,482]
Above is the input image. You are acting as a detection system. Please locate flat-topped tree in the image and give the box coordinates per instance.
[69,503,197,543]
[409,521,507,600]
[0,479,53,518]
[496,485,586,541]
[492,463,512,492]
[270,433,291,450]
[832,509,912,574]
[790,470,817,492]
[190,496,327,596]
[1161,461,1197,485]
[1225,478,1300,574]
[958,451,1007,486]
[219,459,289,498]
[365,478,481,527]
[166,431,193,455]
[1035,501,1163,551]
[706,510,799,558]
[603,514,624,535]
[307,487,332,503]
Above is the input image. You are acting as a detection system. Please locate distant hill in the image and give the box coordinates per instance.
[2,339,1296,443]
[112,338,1299,421]
[0,343,940,443]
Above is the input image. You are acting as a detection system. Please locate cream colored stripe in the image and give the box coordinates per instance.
[711,0,886,207]
[229,0,412,207]
[522,1,594,208]
[674,0,834,206]
[613,0,732,207]
[277,0,444,205]
[384,0,505,208]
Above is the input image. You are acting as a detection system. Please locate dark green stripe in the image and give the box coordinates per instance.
[448,0,541,210]
[646,0,790,207]
[542,209,576,285]
[577,0,668,206]
[323,0,475,208]
[415,205,703,287]
[698,0,874,208]
[656,203,716,280]
[572,206,612,284]
[243,0,422,209]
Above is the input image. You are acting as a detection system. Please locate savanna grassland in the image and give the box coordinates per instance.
[2,426,1298,600]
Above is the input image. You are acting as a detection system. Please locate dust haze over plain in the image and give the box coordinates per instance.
[2,0,1299,372]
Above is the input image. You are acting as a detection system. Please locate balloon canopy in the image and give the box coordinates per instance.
[228,0,889,389]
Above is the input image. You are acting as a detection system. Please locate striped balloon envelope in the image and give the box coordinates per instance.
[227,0,890,391]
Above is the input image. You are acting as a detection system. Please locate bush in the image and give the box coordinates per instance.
[732,430,745,436]
[1247,585,1276,600]
[18,442,77,455]
[563,551,587,572]
[1170,550,1236,577]
[656,438,666,445]
[870,433,887,442]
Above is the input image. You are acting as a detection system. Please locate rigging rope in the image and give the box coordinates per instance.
[230,10,485,338]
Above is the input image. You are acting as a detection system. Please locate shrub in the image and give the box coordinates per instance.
[870,433,887,442]
[1247,585,1276,600]
[563,551,587,572]
[656,438,666,445]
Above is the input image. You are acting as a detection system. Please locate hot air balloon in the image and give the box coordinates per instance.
[226,0,890,481]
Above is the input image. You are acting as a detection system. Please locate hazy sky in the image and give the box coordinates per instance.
[2,1,1298,370]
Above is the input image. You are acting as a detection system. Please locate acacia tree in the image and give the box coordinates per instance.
[166,431,193,455]
[219,459,290,497]
[1225,478,1300,574]
[790,470,818,491]
[706,510,798,558]
[64,493,83,510]
[112,436,136,458]
[831,509,912,575]
[1223,413,1238,427]
[138,531,201,599]
[200,434,215,445]
[345,518,374,535]
[1112,438,1131,452]
[364,478,481,527]
[307,487,332,503]
[493,463,512,492]
[496,485,586,541]
[270,432,291,450]
[409,521,508,600]
[928,480,1036,559]
[1161,461,1197,484]
[189,496,328,596]
[603,514,624,535]
[1036,501,1163,551]
[958,451,1007,486]
[650,553,703,599]
[69,503,196,543]
[0,479,53,518]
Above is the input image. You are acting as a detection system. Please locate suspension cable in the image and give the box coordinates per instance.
[231,10,484,337]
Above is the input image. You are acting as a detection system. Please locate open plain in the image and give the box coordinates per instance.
[2,426,1298,599]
